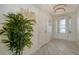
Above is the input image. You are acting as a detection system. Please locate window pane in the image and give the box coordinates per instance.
[60,25,65,28]
[59,18,66,33]
[60,19,65,24]
[60,29,66,33]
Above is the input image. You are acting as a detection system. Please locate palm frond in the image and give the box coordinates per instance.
[0,13,35,55]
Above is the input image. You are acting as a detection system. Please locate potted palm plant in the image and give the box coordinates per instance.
[0,13,35,55]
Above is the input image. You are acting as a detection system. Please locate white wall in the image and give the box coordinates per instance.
[0,4,53,55]
[76,6,79,45]
[77,7,79,40]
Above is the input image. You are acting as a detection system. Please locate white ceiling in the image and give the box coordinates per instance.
[35,4,79,16]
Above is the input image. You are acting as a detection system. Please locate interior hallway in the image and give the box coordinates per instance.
[34,39,79,55]
[0,4,79,55]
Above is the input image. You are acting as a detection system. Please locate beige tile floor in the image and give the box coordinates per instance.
[33,39,79,55]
